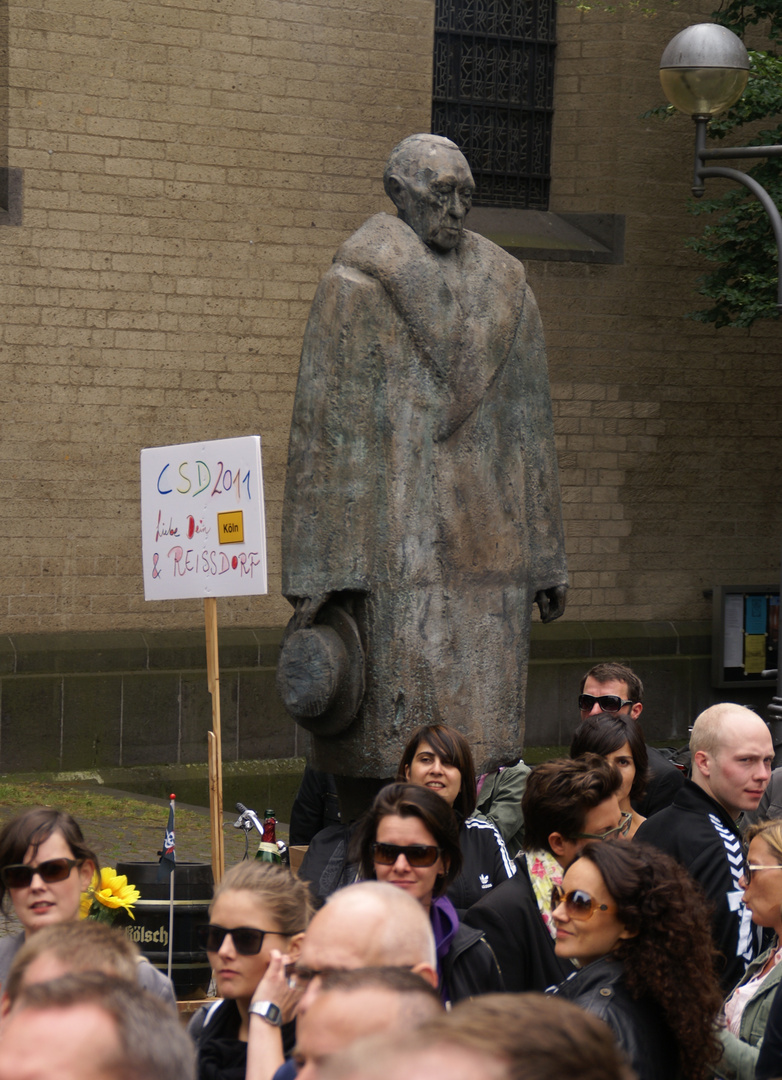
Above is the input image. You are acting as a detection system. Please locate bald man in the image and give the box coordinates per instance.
[293,967,442,1080]
[291,881,438,1015]
[636,702,773,991]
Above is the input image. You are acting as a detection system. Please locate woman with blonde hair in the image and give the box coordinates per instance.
[192,860,313,1080]
[715,818,782,1079]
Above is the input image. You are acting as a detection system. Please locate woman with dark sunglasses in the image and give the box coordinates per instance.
[0,808,98,990]
[0,806,176,1005]
[550,839,723,1080]
[191,860,313,1080]
[352,782,503,1005]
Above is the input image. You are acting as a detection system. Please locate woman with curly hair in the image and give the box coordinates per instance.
[550,839,723,1080]
[570,712,649,838]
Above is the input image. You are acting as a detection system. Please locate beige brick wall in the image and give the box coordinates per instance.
[1,0,434,631]
[1,0,780,635]
[529,0,782,622]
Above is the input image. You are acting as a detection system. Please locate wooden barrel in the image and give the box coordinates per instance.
[114,861,213,1000]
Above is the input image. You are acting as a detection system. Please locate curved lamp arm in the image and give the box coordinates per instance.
[692,116,782,309]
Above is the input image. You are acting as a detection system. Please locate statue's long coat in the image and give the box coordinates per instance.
[281,213,567,775]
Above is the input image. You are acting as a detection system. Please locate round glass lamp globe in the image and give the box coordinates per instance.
[660,23,749,116]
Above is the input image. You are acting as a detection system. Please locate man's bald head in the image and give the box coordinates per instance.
[302,882,436,969]
[296,883,437,1010]
[691,703,764,756]
[690,703,773,817]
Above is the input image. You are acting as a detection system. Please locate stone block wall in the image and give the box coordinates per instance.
[1,0,780,764]
[1,0,434,634]
[531,1,782,623]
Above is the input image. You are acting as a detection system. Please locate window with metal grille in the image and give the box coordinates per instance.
[432,0,557,210]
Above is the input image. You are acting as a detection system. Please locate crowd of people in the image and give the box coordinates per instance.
[0,660,781,1080]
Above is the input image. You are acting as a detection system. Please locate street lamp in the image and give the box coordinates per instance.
[661,23,782,762]
[659,22,782,309]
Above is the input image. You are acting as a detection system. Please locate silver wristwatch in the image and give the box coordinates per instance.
[248,1001,283,1027]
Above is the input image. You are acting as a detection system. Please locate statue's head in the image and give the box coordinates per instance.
[383,134,475,253]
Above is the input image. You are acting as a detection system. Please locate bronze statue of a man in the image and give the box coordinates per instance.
[277,134,567,777]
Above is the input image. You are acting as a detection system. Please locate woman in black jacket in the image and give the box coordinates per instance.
[550,839,723,1080]
[397,723,515,911]
[352,782,503,1004]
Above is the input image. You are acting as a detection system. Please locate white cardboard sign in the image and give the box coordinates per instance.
[140,436,268,600]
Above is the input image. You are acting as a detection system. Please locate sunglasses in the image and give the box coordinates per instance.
[1,858,81,890]
[551,884,617,921]
[371,842,442,867]
[742,864,782,885]
[578,693,634,714]
[574,811,633,842]
[197,923,286,955]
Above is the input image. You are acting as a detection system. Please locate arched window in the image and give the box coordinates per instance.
[432,0,557,209]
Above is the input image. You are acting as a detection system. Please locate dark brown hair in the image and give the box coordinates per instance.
[396,723,477,818]
[0,808,99,914]
[570,712,649,801]
[572,839,723,1080]
[522,755,621,853]
[580,662,643,703]
[352,782,462,896]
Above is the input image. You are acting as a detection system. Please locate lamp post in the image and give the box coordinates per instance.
[659,22,782,309]
[660,23,782,762]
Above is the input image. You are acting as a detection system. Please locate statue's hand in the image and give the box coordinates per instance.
[285,592,332,637]
[535,585,567,624]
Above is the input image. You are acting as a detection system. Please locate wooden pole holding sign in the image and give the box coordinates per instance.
[140,436,268,885]
[205,597,225,884]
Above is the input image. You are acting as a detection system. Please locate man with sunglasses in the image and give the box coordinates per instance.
[636,702,773,993]
[463,755,625,994]
[579,661,684,817]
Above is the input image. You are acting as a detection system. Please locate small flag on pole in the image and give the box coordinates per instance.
[157,794,176,881]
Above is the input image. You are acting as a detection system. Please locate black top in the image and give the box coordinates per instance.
[551,956,679,1080]
[635,779,761,993]
[462,855,575,993]
[633,744,686,817]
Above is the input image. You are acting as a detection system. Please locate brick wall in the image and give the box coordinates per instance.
[1,0,433,632]
[1,0,780,640]
[530,1,782,623]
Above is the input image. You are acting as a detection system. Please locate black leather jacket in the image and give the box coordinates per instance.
[551,956,679,1080]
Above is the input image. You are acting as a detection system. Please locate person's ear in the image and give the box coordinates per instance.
[403,763,411,782]
[411,962,438,989]
[286,933,305,961]
[630,702,643,720]
[548,832,567,860]
[618,926,639,941]
[694,750,711,778]
[79,859,97,892]
[0,991,12,1018]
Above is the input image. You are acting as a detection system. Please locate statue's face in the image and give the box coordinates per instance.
[395,147,475,252]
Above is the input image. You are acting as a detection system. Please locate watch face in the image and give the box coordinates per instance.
[251,1001,282,1026]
